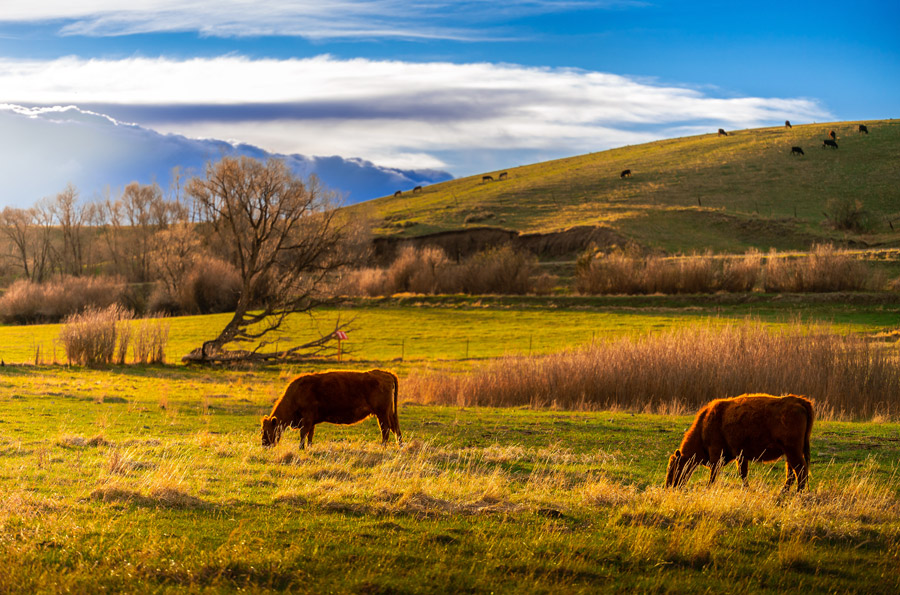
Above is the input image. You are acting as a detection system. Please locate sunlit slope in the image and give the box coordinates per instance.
[352,120,899,252]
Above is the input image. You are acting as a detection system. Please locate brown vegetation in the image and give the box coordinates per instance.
[337,245,550,296]
[577,245,877,295]
[0,276,127,324]
[403,322,900,419]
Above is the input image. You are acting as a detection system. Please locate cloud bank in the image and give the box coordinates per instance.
[0,104,451,208]
[0,55,832,179]
[0,1,636,40]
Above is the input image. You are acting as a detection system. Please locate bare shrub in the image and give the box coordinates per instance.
[386,246,451,294]
[453,245,538,295]
[720,249,761,292]
[825,197,872,233]
[132,317,170,364]
[764,246,872,292]
[0,276,126,324]
[404,322,900,419]
[59,305,132,367]
[177,256,241,314]
[575,249,643,294]
[335,245,540,296]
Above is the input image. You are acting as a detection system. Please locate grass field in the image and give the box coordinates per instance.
[1,363,898,593]
[3,294,899,367]
[350,119,900,254]
[2,295,899,592]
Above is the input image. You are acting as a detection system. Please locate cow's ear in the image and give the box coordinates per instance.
[674,449,682,458]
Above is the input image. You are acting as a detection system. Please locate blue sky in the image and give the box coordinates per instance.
[1,0,896,206]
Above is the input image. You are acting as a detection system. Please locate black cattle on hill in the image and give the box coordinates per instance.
[785,120,792,128]
[718,128,728,136]
[791,146,805,156]
[859,124,869,134]
[620,169,632,178]
[823,139,838,149]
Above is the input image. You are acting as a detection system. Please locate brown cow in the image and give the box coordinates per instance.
[859,124,869,134]
[785,120,792,128]
[829,130,836,140]
[498,172,508,180]
[718,128,728,136]
[665,394,814,492]
[393,190,402,197]
[412,185,423,193]
[620,169,632,178]
[261,369,402,448]
[482,175,494,183]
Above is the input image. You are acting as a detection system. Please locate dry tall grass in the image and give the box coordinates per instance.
[59,306,170,366]
[404,322,900,419]
[577,246,878,295]
[0,275,127,323]
[337,245,546,296]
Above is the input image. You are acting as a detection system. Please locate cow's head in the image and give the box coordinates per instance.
[261,415,283,447]
[664,449,695,488]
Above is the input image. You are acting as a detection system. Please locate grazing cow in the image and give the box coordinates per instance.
[393,190,402,197]
[823,139,838,149]
[498,172,508,180]
[413,186,423,194]
[261,370,402,448]
[620,169,632,178]
[829,130,836,140]
[790,146,805,156]
[665,394,814,492]
[785,120,792,128]
[718,128,728,136]
[482,175,494,183]
[859,124,869,134]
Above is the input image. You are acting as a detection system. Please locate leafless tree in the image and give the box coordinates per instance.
[182,156,354,362]
[0,204,54,282]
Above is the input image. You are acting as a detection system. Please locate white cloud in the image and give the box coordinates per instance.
[0,55,831,175]
[0,1,637,40]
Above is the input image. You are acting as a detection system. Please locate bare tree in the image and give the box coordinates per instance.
[182,156,353,362]
[50,184,89,276]
[0,204,54,282]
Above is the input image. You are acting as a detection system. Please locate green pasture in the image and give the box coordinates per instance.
[2,294,898,367]
[352,119,900,254]
[0,364,898,593]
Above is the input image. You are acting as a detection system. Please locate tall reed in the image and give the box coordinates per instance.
[404,322,900,419]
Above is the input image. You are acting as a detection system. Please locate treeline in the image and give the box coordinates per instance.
[0,179,247,322]
[0,171,894,326]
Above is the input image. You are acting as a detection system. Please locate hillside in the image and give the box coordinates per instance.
[350,119,900,255]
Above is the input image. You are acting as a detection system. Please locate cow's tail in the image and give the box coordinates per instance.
[390,371,402,445]
[802,398,814,468]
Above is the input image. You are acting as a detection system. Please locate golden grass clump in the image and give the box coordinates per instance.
[403,321,900,419]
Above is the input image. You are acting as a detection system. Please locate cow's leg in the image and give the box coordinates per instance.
[738,457,750,488]
[390,410,402,446]
[376,414,391,445]
[784,452,807,492]
[299,419,315,449]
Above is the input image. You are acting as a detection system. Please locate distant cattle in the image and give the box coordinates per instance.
[790,146,805,156]
[482,175,494,183]
[393,190,402,197]
[785,120,792,128]
[498,172,508,180]
[413,186,423,194]
[665,394,814,492]
[859,124,869,134]
[620,169,632,178]
[718,128,728,136]
[823,139,838,149]
[262,370,402,448]
[829,130,836,140]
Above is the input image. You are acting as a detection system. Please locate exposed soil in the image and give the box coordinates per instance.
[371,225,629,263]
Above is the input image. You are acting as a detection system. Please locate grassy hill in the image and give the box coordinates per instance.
[351,119,900,254]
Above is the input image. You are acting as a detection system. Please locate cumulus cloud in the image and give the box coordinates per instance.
[0,1,638,39]
[0,55,831,176]
[0,104,451,208]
